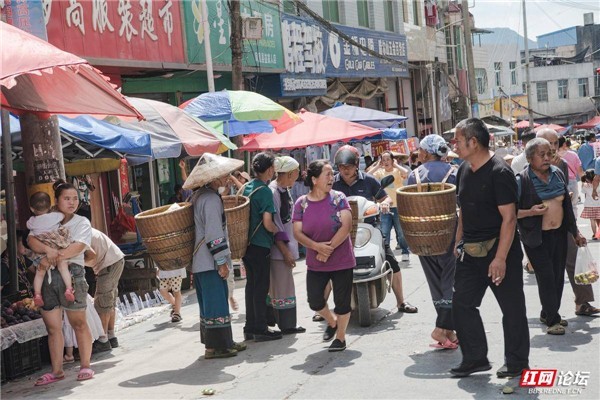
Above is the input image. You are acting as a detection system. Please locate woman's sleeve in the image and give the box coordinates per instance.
[292,197,304,222]
[203,195,230,264]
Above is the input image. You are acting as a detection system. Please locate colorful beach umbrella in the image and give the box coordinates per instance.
[182,90,301,137]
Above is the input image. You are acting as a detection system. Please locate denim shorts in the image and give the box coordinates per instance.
[40,263,88,312]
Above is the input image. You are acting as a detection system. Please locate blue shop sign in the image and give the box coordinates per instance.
[326,24,408,78]
[1,0,47,40]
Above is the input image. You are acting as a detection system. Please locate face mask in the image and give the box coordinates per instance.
[218,186,227,195]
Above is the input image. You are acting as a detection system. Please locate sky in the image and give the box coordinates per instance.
[469,0,600,41]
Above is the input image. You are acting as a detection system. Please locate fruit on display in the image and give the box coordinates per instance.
[574,270,599,285]
[1,298,42,328]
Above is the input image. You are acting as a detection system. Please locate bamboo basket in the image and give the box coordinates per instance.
[134,202,194,271]
[349,200,358,245]
[222,195,250,260]
[396,183,457,256]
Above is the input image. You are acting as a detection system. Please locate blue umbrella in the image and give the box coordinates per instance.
[321,104,407,129]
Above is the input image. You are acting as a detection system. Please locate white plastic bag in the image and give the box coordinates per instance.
[574,246,599,285]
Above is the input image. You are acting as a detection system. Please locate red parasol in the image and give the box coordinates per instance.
[514,120,540,129]
[0,22,141,119]
[534,124,566,133]
[241,109,381,151]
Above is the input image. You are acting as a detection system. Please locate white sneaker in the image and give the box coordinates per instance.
[401,254,410,262]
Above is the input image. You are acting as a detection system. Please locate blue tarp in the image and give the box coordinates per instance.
[361,128,408,141]
[4,113,152,157]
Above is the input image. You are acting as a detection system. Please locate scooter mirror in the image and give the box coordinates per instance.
[380,175,395,189]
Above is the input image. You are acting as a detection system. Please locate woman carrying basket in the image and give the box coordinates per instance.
[407,134,458,349]
[184,153,247,359]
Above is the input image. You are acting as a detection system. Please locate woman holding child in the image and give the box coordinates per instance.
[28,180,94,384]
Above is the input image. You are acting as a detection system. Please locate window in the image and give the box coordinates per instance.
[453,26,463,69]
[509,61,517,85]
[536,82,548,102]
[357,0,370,28]
[283,0,296,14]
[494,62,502,87]
[578,78,589,97]
[445,27,454,75]
[412,0,420,26]
[557,79,568,99]
[384,0,395,31]
[322,0,340,22]
[402,0,409,23]
[475,68,488,95]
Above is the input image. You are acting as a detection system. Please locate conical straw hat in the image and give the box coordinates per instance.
[183,153,244,190]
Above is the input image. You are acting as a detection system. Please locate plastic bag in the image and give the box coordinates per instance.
[574,246,599,285]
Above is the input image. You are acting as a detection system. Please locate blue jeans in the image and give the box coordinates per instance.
[380,207,409,254]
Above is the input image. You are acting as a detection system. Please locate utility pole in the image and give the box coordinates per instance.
[522,0,535,129]
[461,0,479,118]
[230,0,244,90]
[429,64,438,133]
[202,0,215,92]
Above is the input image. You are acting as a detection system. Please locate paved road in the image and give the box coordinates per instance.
[2,223,599,399]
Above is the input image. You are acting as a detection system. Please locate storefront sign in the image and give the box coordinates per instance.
[407,137,419,152]
[327,24,408,78]
[119,159,130,197]
[183,0,283,69]
[44,0,185,63]
[280,15,408,80]
[1,0,47,40]
[494,95,529,118]
[390,140,409,155]
[280,73,327,96]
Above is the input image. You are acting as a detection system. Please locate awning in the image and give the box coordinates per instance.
[321,104,407,129]
[574,116,600,130]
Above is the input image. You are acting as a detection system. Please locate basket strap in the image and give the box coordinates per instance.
[441,166,456,184]
[414,167,422,192]
[193,237,206,256]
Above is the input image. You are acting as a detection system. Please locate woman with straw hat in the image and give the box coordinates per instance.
[266,156,306,335]
[184,153,247,359]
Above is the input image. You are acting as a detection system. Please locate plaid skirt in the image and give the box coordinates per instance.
[580,207,600,219]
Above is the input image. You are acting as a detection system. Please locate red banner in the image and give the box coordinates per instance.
[407,137,420,152]
[390,140,409,155]
[371,141,390,159]
[45,0,184,63]
[119,159,130,197]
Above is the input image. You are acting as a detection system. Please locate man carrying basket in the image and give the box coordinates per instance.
[184,153,248,359]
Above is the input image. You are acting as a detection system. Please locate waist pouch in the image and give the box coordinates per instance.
[463,238,497,258]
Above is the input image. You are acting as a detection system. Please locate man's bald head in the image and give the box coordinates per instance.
[536,128,559,154]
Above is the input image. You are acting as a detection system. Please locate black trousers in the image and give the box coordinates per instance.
[418,244,456,330]
[243,244,271,334]
[524,227,568,327]
[453,238,529,369]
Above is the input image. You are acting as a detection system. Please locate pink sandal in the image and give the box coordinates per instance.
[77,367,95,381]
[33,294,44,307]
[64,287,75,302]
[34,372,65,386]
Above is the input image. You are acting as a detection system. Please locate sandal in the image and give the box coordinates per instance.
[546,324,565,335]
[312,314,325,322]
[205,348,238,359]
[231,342,247,352]
[77,367,95,381]
[429,338,459,350]
[35,372,65,386]
[398,302,418,313]
[575,303,600,316]
[171,313,182,323]
[64,287,75,302]
[63,355,75,364]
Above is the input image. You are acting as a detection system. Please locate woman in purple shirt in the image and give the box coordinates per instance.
[293,160,354,352]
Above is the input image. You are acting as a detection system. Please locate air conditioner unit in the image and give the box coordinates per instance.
[243,17,263,40]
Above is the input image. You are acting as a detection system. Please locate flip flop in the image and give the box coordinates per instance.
[77,368,95,381]
[312,314,325,322]
[34,372,65,386]
[429,339,459,350]
[63,356,75,364]
[575,303,600,316]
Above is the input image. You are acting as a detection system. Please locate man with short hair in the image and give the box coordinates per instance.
[511,130,536,174]
[578,133,597,171]
[537,129,599,317]
[450,118,529,378]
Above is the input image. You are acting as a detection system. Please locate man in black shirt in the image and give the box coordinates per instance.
[450,118,529,378]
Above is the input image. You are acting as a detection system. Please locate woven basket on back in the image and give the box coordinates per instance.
[396,183,457,256]
[222,195,250,260]
[135,202,194,271]
[349,200,358,245]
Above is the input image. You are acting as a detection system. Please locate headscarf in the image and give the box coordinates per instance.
[419,134,449,157]
[274,156,300,173]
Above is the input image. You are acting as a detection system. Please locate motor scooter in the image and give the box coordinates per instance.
[347,175,395,327]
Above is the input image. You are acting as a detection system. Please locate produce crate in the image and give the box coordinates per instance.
[1,338,42,380]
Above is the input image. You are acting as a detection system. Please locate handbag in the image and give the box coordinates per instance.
[462,238,497,258]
